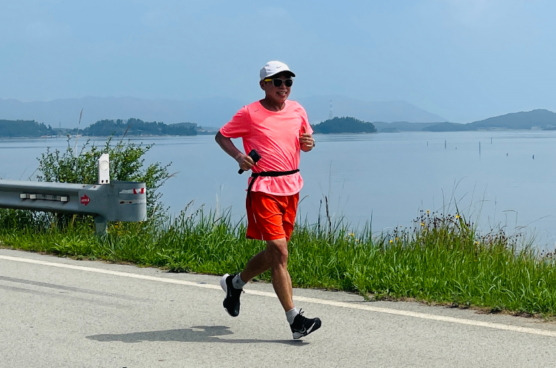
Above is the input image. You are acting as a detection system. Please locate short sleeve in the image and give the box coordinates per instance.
[220,106,250,138]
[294,103,312,134]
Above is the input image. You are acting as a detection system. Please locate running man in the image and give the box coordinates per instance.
[215,60,321,339]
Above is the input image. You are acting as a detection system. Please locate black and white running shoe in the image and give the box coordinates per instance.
[290,310,322,339]
[220,273,242,317]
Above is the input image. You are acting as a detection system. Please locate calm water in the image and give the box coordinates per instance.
[1,131,555,249]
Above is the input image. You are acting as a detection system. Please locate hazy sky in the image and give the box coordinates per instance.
[2,0,555,123]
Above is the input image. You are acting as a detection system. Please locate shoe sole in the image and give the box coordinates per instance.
[220,273,230,293]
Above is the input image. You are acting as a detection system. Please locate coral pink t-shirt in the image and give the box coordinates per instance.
[220,100,313,195]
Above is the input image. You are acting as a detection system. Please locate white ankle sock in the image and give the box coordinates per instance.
[286,308,299,325]
[232,274,246,289]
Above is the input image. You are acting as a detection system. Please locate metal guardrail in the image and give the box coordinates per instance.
[0,154,147,234]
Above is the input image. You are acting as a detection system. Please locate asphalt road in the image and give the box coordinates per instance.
[1,248,555,368]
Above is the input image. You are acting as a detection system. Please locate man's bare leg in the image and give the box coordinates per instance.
[227,237,321,338]
[239,237,294,311]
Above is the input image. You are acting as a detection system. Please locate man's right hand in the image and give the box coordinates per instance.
[235,152,256,172]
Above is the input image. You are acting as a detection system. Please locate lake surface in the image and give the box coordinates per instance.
[1,131,555,250]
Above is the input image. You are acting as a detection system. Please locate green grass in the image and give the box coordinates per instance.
[1,206,555,318]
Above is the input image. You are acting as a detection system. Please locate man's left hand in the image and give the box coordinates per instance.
[300,133,315,152]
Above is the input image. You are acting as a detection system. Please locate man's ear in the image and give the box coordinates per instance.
[259,80,265,90]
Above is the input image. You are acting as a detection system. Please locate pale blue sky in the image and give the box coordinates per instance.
[1,0,555,123]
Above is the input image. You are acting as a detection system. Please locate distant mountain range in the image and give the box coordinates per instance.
[299,96,446,124]
[0,96,445,129]
[0,97,241,129]
[373,109,556,132]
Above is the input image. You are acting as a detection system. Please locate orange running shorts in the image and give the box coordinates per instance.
[246,191,299,241]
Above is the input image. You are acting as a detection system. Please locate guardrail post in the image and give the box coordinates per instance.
[94,216,108,235]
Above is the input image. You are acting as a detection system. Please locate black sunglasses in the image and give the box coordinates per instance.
[263,78,293,87]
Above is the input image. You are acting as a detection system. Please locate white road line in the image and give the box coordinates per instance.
[2,254,555,338]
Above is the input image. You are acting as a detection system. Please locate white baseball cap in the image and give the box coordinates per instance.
[259,60,296,80]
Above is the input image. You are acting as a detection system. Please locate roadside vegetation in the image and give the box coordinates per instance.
[0,138,555,318]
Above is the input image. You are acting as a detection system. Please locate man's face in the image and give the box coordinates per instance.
[260,72,293,105]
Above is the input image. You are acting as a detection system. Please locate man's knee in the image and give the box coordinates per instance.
[266,238,289,265]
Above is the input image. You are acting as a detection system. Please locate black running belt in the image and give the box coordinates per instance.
[247,169,300,193]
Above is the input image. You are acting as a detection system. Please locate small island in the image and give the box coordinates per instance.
[312,117,377,134]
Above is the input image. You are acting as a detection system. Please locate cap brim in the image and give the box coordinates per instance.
[265,70,296,79]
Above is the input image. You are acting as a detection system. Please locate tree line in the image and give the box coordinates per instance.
[0,118,202,137]
[81,118,198,136]
[0,120,55,137]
